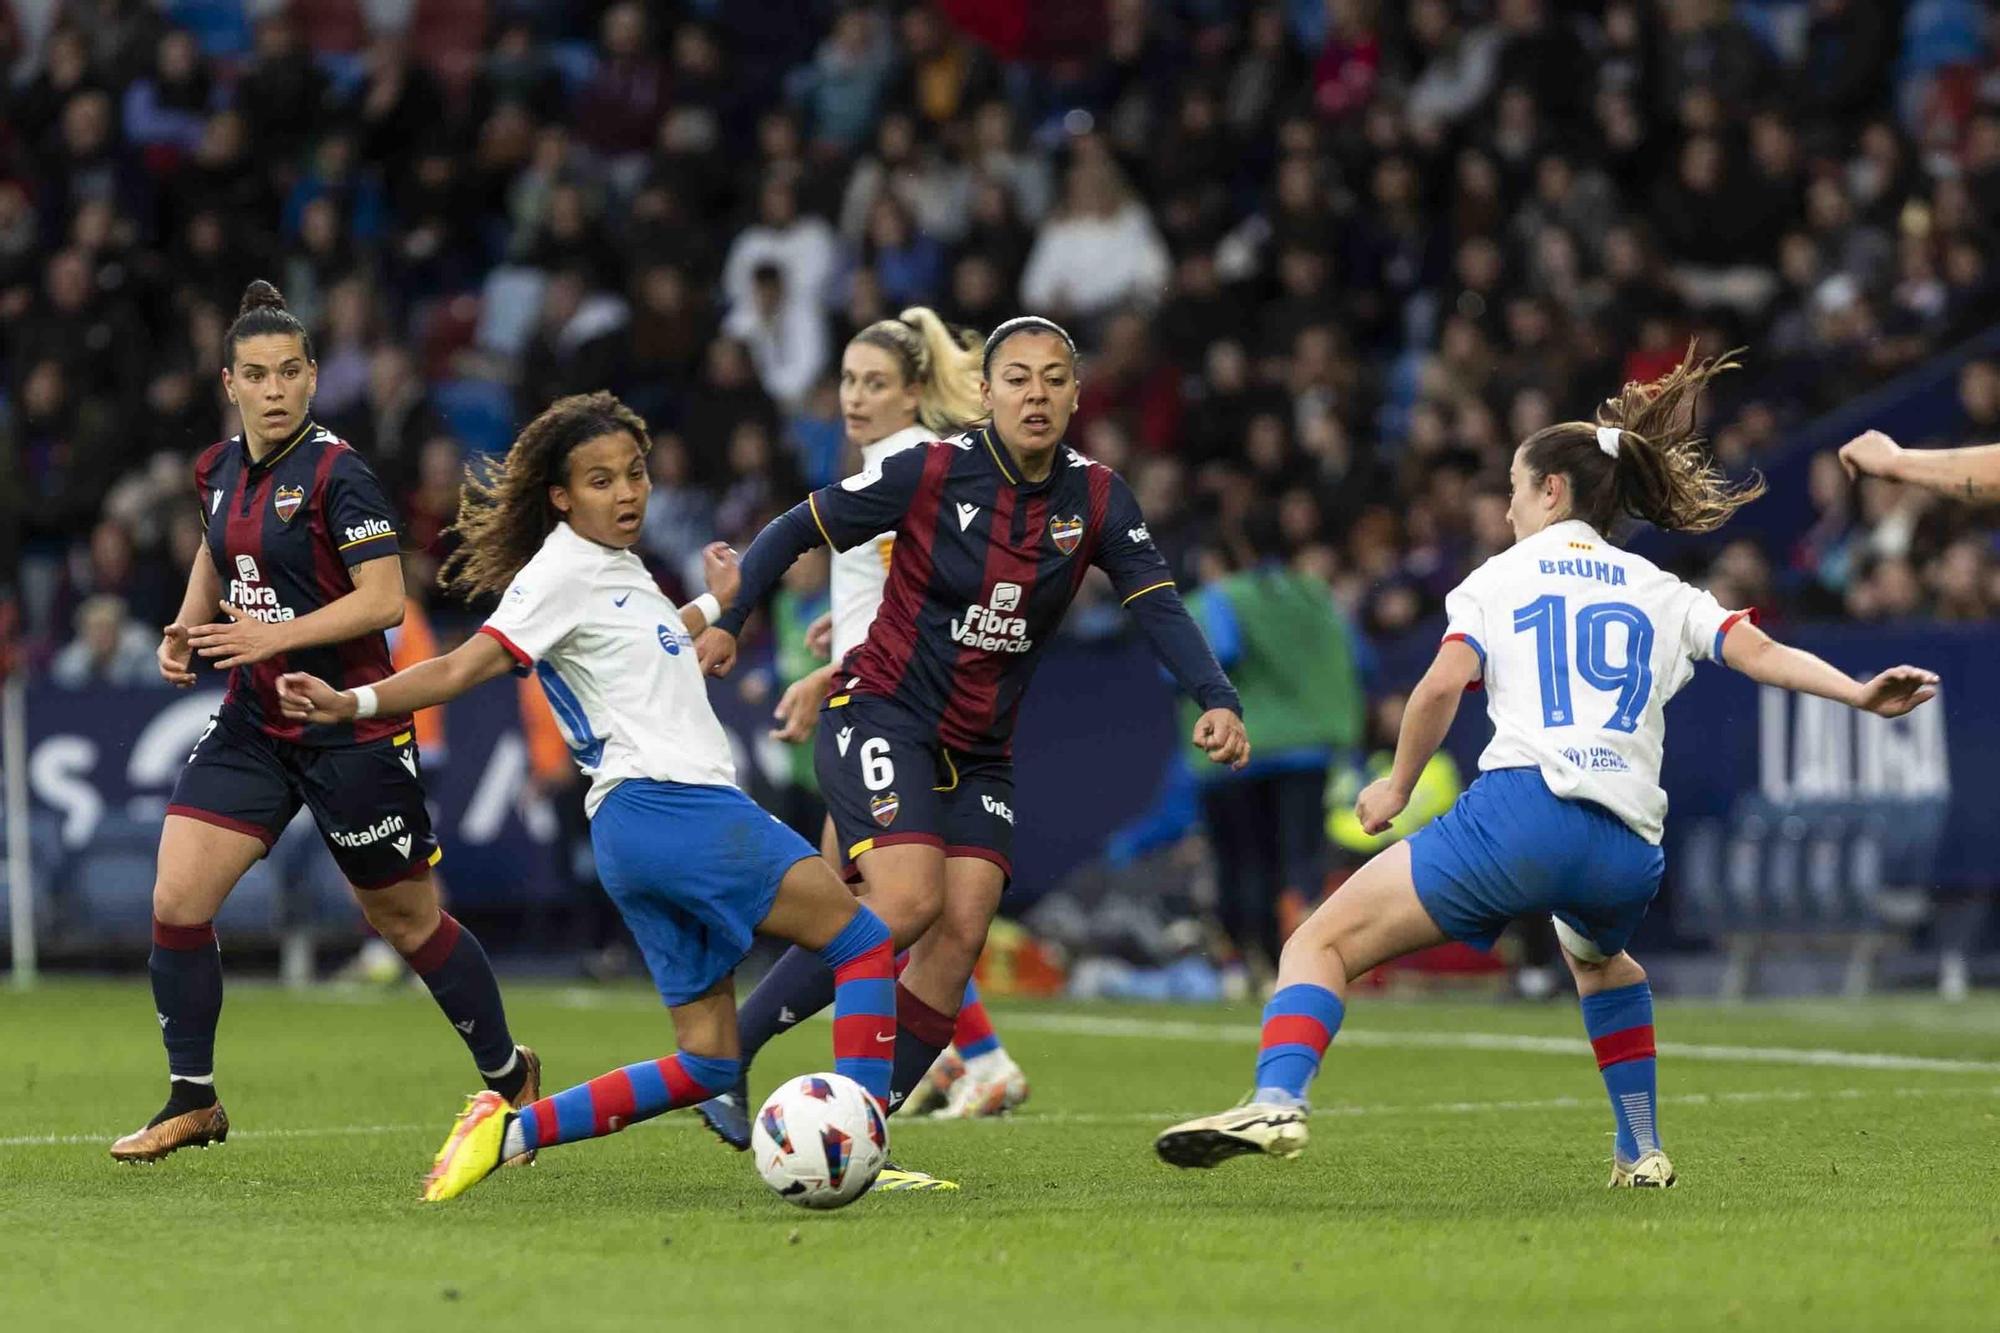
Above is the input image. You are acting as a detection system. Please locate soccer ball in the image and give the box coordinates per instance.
[751,1073,888,1210]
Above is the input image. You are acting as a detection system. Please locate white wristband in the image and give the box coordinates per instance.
[352,685,380,720]
[690,593,723,628]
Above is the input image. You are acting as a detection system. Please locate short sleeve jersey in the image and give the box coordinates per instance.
[480,521,737,817]
[1442,519,1750,844]
[804,425,1182,756]
[829,425,932,662]
[194,420,409,746]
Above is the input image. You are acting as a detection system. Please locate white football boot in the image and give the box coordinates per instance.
[1154,1102,1309,1168]
[1608,1149,1677,1188]
[934,1051,1030,1119]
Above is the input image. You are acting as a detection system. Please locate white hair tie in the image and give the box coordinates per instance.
[1597,426,1622,459]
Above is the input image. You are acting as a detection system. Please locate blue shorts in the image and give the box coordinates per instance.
[1406,767,1664,956]
[590,779,817,1007]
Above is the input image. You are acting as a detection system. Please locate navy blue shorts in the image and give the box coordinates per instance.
[813,693,1014,885]
[168,708,439,889]
[590,778,817,1008]
[1406,767,1664,956]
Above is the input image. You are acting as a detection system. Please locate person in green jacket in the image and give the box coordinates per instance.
[1185,530,1364,974]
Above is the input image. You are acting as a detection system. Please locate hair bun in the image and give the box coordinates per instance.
[238,280,289,316]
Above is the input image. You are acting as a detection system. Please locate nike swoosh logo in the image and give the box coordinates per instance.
[873,1033,896,1045]
[613,592,631,607]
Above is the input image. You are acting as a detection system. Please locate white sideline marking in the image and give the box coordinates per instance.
[9,1084,1997,1150]
[996,1012,2000,1074]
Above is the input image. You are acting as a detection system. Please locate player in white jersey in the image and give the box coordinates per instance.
[273,392,901,1203]
[697,310,1029,1172]
[1157,350,1938,1188]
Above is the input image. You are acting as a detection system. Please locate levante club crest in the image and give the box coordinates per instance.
[1049,514,1084,555]
[869,792,900,827]
[273,484,305,522]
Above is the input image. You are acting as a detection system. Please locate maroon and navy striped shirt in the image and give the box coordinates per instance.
[193,420,410,747]
[721,426,1239,756]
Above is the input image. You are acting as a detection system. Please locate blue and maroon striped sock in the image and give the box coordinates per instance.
[1579,982,1659,1164]
[1252,983,1343,1106]
[818,906,896,1108]
[514,1051,741,1152]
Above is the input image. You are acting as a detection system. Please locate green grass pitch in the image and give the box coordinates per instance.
[3,980,1997,1332]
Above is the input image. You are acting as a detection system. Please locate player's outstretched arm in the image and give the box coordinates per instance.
[1719,619,1938,718]
[275,632,517,725]
[159,545,222,687]
[188,553,405,670]
[1839,429,2000,503]
[1357,640,1481,835]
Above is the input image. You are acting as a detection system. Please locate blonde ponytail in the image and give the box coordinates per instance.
[849,308,987,435]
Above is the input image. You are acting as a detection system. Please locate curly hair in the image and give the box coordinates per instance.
[1520,344,1767,535]
[440,391,652,600]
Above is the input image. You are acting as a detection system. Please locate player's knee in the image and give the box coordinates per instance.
[357,887,440,953]
[151,880,211,927]
[867,877,945,941]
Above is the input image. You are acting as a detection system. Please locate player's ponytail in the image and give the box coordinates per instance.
[442,391,653,600]
[223,279,315,366]
[849,308,986,434]
[1520,345,1765,536]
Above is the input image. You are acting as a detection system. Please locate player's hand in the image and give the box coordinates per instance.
[805,611,834,660]
[157,623,196,688]
[1193,708,1250,770]
[771,665,835,743]
[275,671,355,723]
[1838,430,1904,482]
[1355,779,1410,837]
[1853,665,1939,718]
[702,541,741,609]
[188,603,288,669]
[696,626,738,677]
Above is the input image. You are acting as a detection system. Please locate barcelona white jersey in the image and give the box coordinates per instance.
[1442,519,1749,844]
[829,425,934,662]
[480,521,736,817]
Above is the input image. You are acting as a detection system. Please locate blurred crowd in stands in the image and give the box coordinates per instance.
[7,0,2000,689]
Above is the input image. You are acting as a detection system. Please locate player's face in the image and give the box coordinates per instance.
[841,342,921,446]
[1506,444,1560,541]
[223,333,316,448]
[552,432,650,548]
[983,332,1078,458]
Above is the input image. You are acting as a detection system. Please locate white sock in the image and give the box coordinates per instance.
[479,1049,519,1081]
[171,1072,215,1086]
[500,1118,528,1160]
[964,1048,1012,1081]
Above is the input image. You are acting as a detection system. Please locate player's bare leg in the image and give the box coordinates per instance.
[1157,842,1447,1168]
[112,816,264,1162]
[1559,930,1673,1188]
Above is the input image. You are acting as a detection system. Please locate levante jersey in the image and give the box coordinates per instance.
[800,425,1236,755]
[193,419,411,747]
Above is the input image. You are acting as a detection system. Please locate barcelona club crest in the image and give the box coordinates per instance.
[869,792,900,827]
[273,484,305,523]
[1049,514,1084,555]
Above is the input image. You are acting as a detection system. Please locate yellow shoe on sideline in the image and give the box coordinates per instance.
[874,1162,960,1192]
[1609,1149,1677,1188]
[422,1090,512,1203]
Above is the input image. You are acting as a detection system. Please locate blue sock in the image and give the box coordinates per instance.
[1579,982,1660,1163]
[1252,984,1343,1105]
[818,907,896,1107]
[736,945,836,1073]
[150,918,223,1080]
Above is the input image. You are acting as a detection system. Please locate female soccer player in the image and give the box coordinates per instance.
[697,309,1031,1154]
[697,317,1251,1166]
[1155,352,1938,1188]
[273,392,899,1203]
[114,281,537,1163]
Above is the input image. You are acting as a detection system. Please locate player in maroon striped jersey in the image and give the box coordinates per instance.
[698,317,1250,1184]
[111,282,538,1163]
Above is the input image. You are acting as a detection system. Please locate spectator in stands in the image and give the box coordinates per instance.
[724,261,829,413]
[1019,152,1170,324]
[575,2,668,163]
[51,594,157,688]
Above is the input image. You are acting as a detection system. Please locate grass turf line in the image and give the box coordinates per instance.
[2,981,1996,1333]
